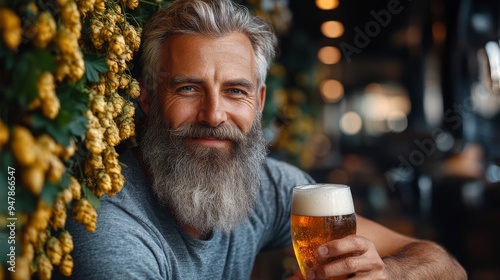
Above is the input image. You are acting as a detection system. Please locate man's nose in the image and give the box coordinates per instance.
[197,93,227,127]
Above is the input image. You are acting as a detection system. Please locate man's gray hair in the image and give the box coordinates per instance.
[140,0,277,95]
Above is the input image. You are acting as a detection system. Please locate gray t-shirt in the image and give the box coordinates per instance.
[65,149,314,279]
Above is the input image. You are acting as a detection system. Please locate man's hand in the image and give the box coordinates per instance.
[308,235,389,279]
[288,235,390,280]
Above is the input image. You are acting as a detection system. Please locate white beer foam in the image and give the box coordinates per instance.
[292,184,355,216]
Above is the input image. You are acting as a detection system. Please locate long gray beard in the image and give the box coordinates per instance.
[140,104,267,234]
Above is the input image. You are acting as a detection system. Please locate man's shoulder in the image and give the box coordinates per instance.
[263,156,302,174]
[262,156,315,186]
[258,156,315,202]
[82,148,163,239]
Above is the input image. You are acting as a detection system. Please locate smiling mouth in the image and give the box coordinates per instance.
[188,137,233,148]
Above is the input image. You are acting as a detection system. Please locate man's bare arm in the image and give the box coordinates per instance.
[357,215,467,279]
[382,240,467,280]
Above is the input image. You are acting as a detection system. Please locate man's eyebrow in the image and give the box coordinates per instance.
[224,79,256,91]
[169,76,204,85]
[169,76,256,91]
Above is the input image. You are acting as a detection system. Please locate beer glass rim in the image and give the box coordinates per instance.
[291,184,354,216]
[293,183,350,192]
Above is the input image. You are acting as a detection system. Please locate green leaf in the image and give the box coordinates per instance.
[10,49,57,107]
[57,83,89,113]
[56,109,74,126]
[34,48,58,72]
[82,183,101,210]
[32,113,72,146]
[16,188,37,215]
[67,114,88,136]
[59,172,71,190]
[10,56,39,104]
[84,53,109,83]
[59,87,89,138]
[0,147,14,169]
[40,181,61,205]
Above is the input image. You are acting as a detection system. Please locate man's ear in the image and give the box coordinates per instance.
[138,78,151,115]
[258,85,266,113]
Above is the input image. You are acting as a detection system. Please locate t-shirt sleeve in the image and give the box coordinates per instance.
[260,158,316,251]
[57,202,168,280]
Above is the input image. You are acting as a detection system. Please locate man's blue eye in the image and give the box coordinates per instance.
[229,89,246,95]
[179,86,195,92]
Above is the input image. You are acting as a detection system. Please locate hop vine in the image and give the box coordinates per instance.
[0,0,163,278]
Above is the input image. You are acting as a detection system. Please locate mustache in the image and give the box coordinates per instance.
[168,123,246,142]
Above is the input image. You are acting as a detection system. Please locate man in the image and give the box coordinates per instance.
[66,0,467,279]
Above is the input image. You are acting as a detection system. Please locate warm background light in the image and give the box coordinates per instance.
[315,0,339,10]
[432,21,446,44]
[386,110,408,132]
[318,46,341,64]
[360,83,412,134]
[321,21,344,38]
[320,79,344,103]
[340,111,362,135]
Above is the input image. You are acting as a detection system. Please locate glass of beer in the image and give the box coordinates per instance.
[291,184,357,279]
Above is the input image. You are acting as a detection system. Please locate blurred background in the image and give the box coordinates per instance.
[248,0,500,279]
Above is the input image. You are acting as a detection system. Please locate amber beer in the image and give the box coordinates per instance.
[291,184,356,280]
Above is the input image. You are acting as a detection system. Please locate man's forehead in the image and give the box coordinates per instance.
[158,33,259,86]
[160,32,256,64]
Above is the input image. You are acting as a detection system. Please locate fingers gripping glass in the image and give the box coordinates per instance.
[291,184,357,280]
